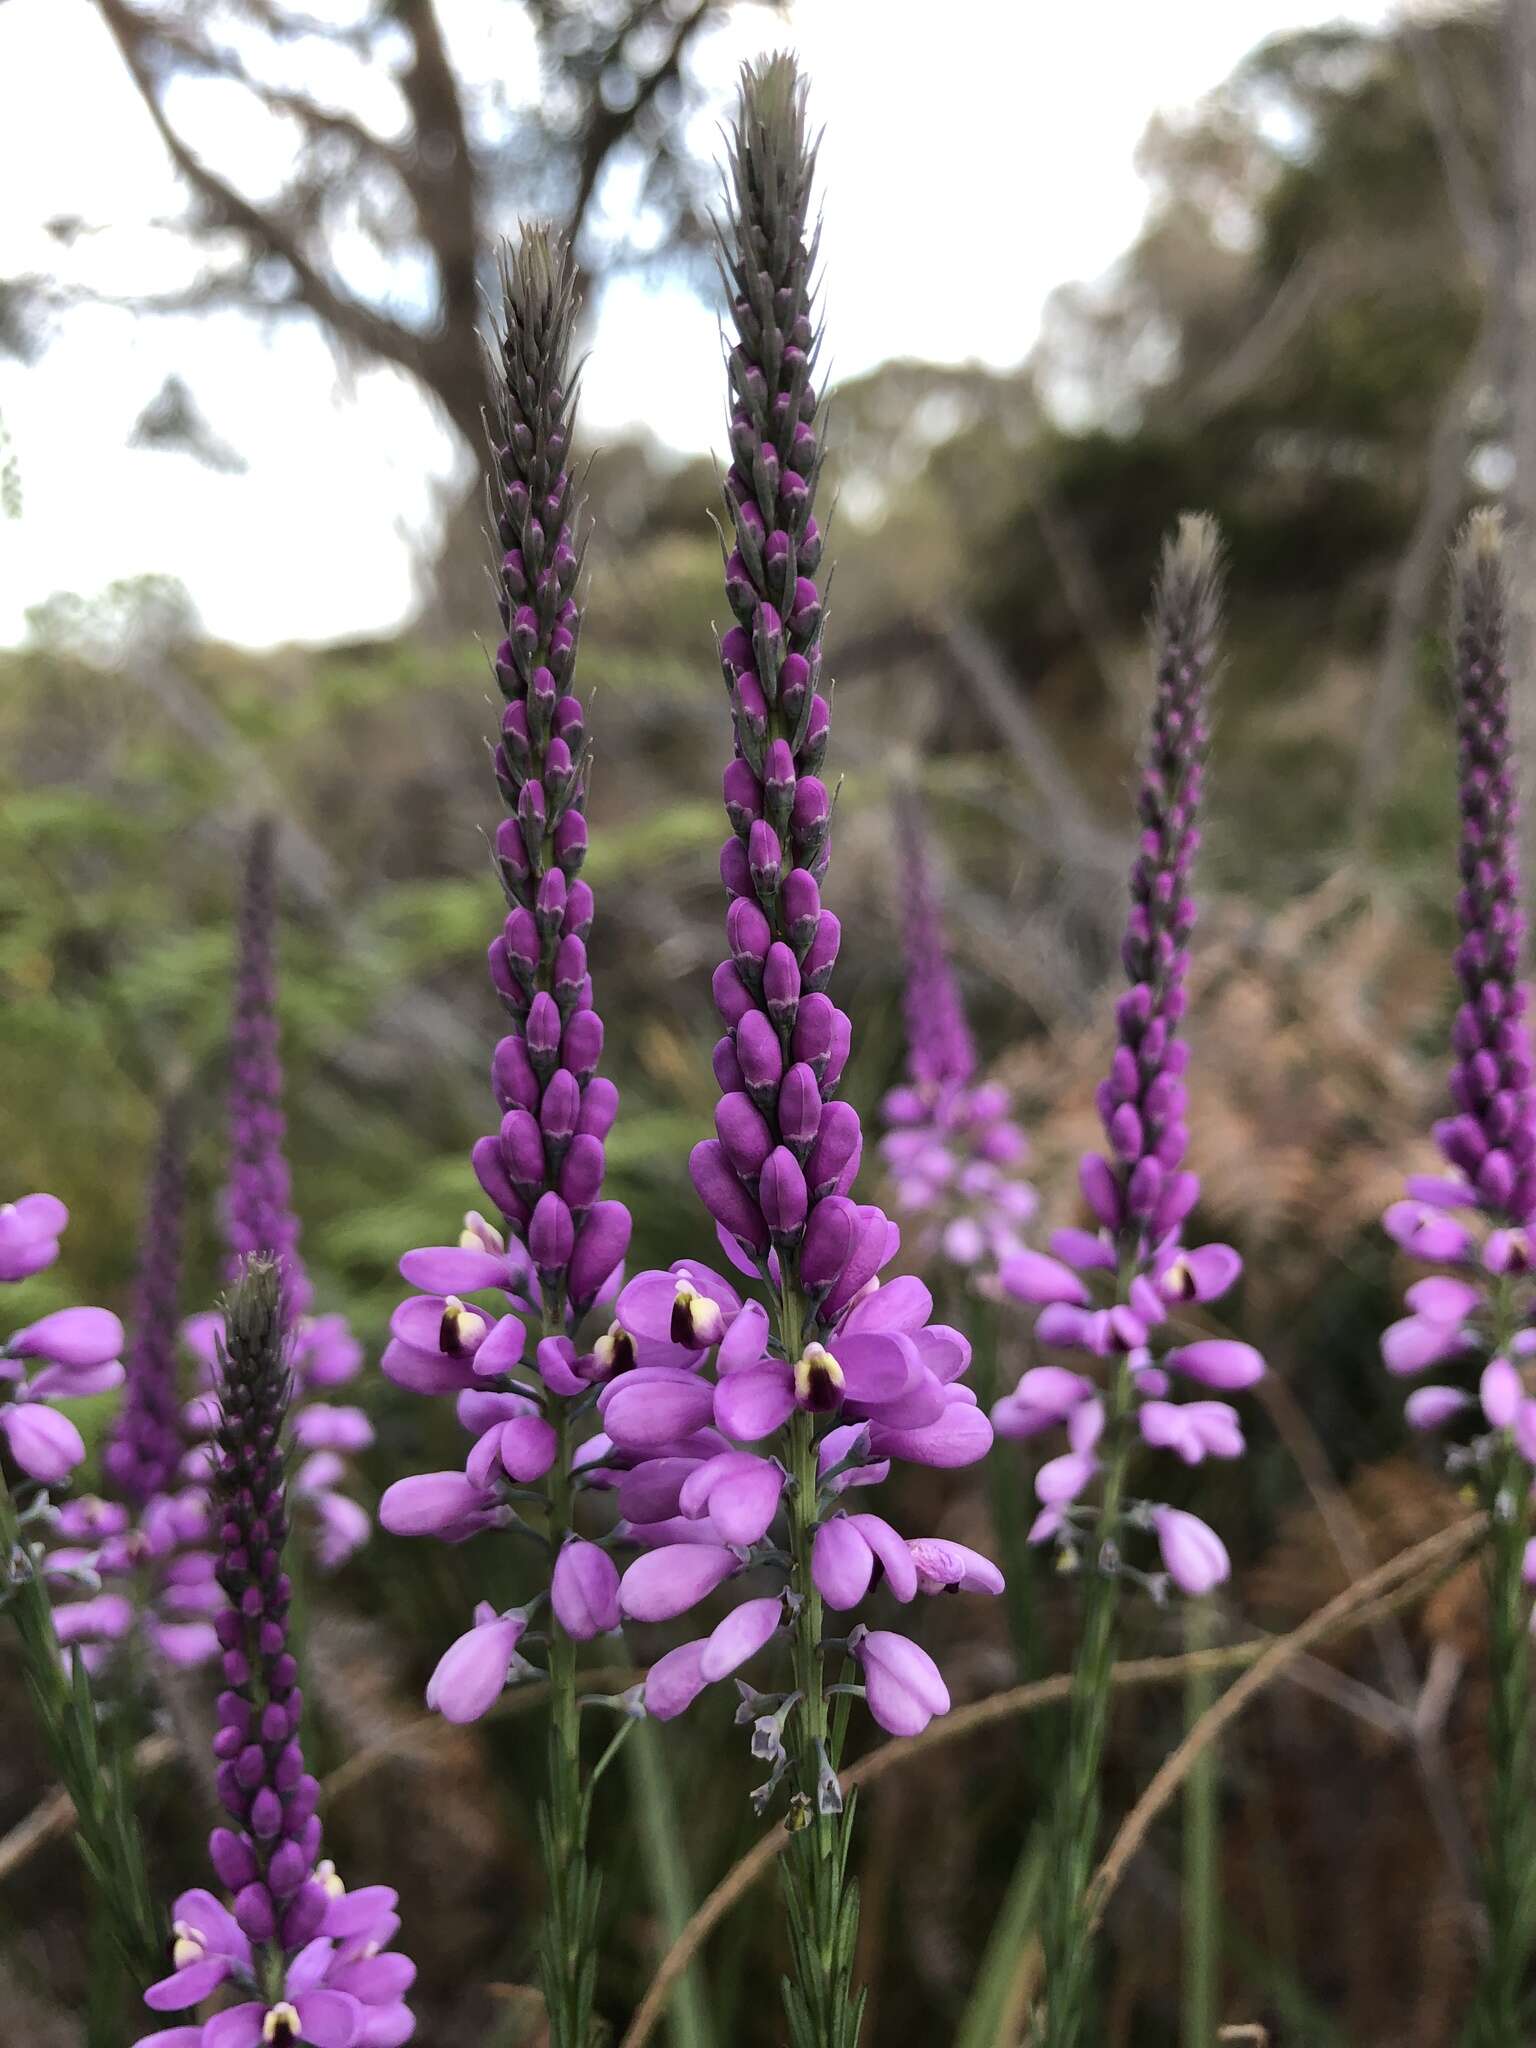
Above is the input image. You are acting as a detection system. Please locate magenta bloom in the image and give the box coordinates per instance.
[1,1196,123,1488]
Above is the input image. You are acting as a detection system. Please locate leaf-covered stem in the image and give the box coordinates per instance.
[1467,1278,1536,2046]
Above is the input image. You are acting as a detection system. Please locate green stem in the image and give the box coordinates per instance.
[1181,1598,1220,2047]
[538,1388,598,2048]
[778,1284,864,2048]
[1466,1277,1535,2047]
[1036,1358,1136,2048]
[0,1466,161,1986]
[626,1716,715,2048]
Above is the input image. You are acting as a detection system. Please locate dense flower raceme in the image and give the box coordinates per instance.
[991,518,1261,1597]
[1381,517,1536,1489]
[0,1195,124,1511]
[184,823,371,1570]
[880,796,1036,1278]
[376,228,632,1707]
[589,59,1000,1784]
[47,1107,223,1673]
[599,1259,1001,1742]
[135,1259,414,2048]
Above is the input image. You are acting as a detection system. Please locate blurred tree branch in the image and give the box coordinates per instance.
[83,0,779,453]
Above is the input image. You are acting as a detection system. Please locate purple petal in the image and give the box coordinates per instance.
[1153,1507,1230,1595]
[999,1250,1090,1307]
[201,2008,266,2048]
[644,1640,711,1721]
[855,1628,950,1736]
[812,1517,874,1610]
[499,1416,559,1481]
[619,1544,740,1622]
[380,1338,476,1397]
[718,1299,771,1372]
[834,1332,921,1404]
[870,1391,993,1468]
[714,1361,796,1441]
[1165,1340,1266,1391]
[27,1359,125,1399]
[844,1513,918,1601]
[1035,1449,1098,1507]
[144,1956,235,2010]
[425,1615,525,1723]
[1482,1358,1522,1430]
[913,1324,971,1383]
[908,1538,1004,1596]
[603,1375,718,1451]
[326,1955,417,2003]
[9,1306,123,1367]
[551,1541,622,1641]
[172,1888,248,1962]
[378,1472,492,1540]
[1405,1384,1471,1431]
[399,1246,512,1292]
[991,1365,1095,1440]
[699,1595,783,1681]
[284,1939,337,1997]
[679,1453,784,1545]
[323,1887,398,1941]
[472,1314,529,1377]
[839,1275,932,1333]
[292,1991,366,2047]
[617,1457,699,1524]
[0,1403,84,1482]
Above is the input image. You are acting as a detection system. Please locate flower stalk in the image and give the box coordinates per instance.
[990,520,1256,2048]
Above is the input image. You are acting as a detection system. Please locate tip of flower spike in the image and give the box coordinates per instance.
[740,51,808,141]
[1451,506,1507,641]
[495,224,581,395]
[732,51,817,220]
[215,1254,291,1421]
[1153,512,1225,656]
[500,225,578,331]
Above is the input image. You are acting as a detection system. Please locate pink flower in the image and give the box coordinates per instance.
[425,1605,530,1723]
[1152,1507,1230,1595]
[850,1627,950,1736]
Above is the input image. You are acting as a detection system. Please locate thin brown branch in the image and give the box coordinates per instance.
[93,0,448,396]
[1083,1512,1487,1932]
[619,1518,1482,2048]
[566,0,714,240]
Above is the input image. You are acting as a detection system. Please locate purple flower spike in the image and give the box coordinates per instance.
[1381,515,1536,1445]
[1375,514,1536,2037]
[880,790,1036,1281]
[986,521,1257,2036]
[595,77,997,2043]
[105,1104,191,1507]
[373,228,642,2048]
[993,517,1256,1590]
[190,824,370,1569]
[131,1260,414,2048]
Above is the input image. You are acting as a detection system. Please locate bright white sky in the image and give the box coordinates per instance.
[0,0,1395,648]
